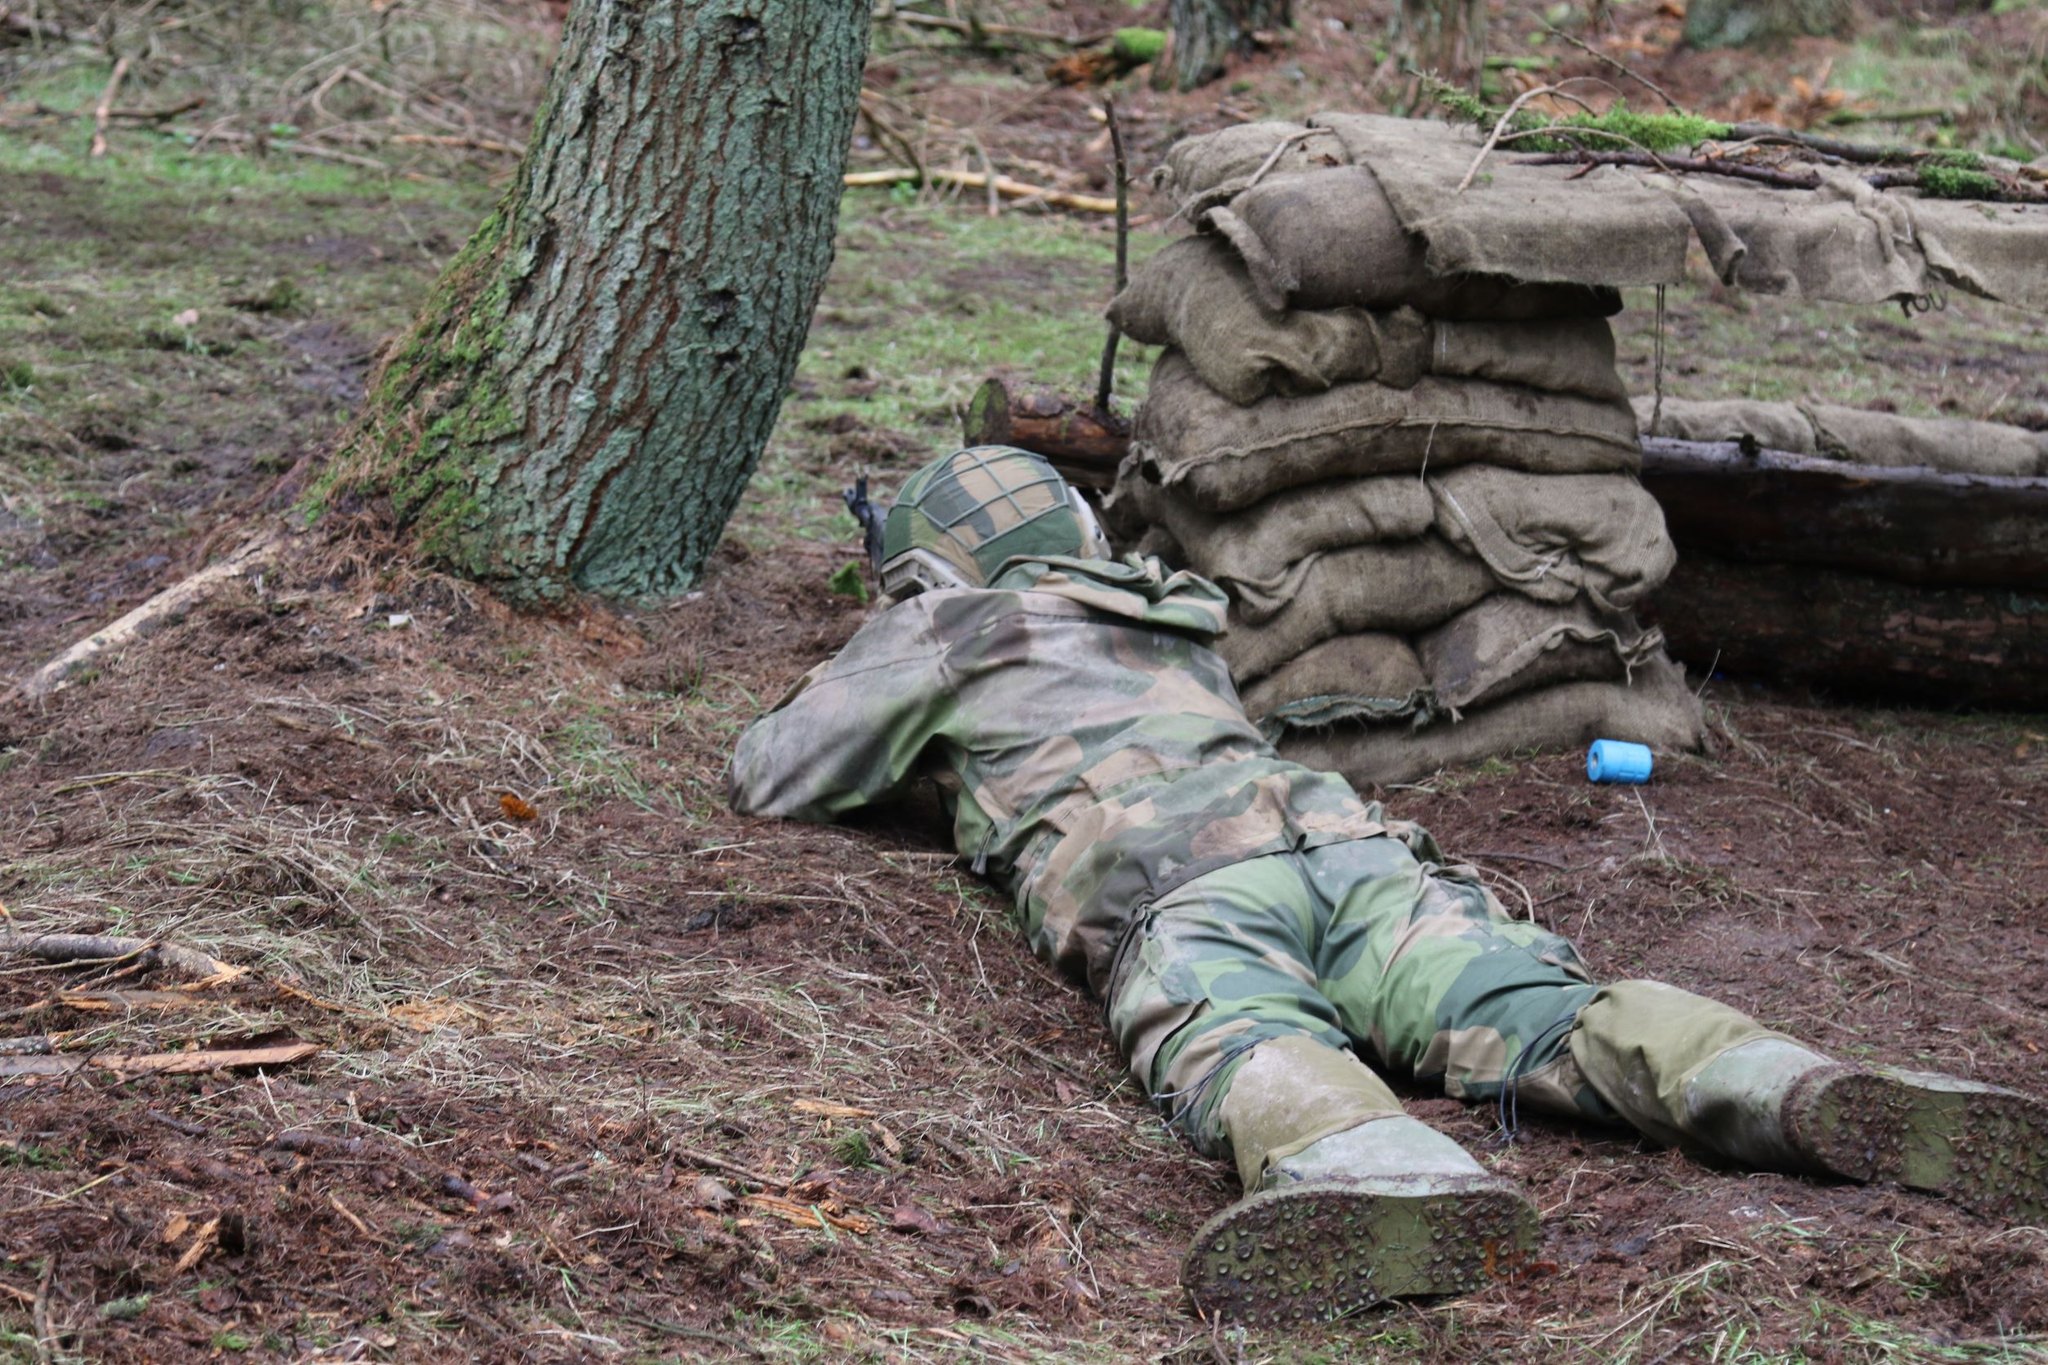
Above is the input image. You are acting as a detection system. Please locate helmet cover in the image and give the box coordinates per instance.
[874,446,1106,596]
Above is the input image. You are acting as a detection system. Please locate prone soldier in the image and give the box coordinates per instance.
[729,445,2048,1327]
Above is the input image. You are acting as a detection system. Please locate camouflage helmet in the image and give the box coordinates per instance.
[872,446,1108,596]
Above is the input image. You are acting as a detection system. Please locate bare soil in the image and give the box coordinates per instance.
[4,1,2047,1361]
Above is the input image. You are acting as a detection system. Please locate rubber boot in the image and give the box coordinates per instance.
[1181,1037,1537,1327]
[1690,1039,2048,1225]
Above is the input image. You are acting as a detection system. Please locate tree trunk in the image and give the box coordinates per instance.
[1683,0,1852,48]
[1162,0,1289,92]
[322,0,870,604]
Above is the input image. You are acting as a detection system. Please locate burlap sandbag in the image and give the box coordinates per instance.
[1416,594,1665,712]
[1136,351,1641,512]
[1240,632,1436,731]
[1428,465,1675,611]
[1111,237,1626,405]
[1276,656,1703,787]
[1219,536,1496,683]
[1313,111,1695,290]
[1432,316,1627,403]
[1632,396,1817,454]
[1804,404,2044,478]
[1155,121,1348,217]
[1205,168,1624,318]
[1636,396,2046,476]
[1115,472,1435,595]
[1108,237,1430,406]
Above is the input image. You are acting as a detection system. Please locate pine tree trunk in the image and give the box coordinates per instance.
[323,0,870,604]
[1684,0,1851,48]
[1163,0,1289,92]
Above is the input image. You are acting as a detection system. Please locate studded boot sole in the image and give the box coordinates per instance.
[1181,1174,1538,1328]
[1787,1065,2048,1225]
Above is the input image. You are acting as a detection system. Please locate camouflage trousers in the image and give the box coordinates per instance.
[1105,835,1620,1176]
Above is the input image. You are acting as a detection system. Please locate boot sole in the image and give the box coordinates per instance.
[1181,1177,1538,1328]
[1790,1066,2048,1225]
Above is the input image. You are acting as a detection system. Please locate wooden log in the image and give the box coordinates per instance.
[962,377,1129,489]
[1646,554,2048,709]
[1639,437,2048,589]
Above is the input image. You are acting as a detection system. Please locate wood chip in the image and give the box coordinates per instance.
[791,1099,873,1119]
[0,1040,319,1080]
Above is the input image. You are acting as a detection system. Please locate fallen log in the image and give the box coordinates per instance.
[1638,438,2048,589]
[0,931,241,982]
[962,377,1129,488]
[1645,555,2048,710]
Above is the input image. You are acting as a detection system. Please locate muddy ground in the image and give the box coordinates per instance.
[3,0,2047,1361]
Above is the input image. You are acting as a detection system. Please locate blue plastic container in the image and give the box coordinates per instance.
[1586,738,1654,785]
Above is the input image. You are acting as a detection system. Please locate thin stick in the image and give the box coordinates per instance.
[841,167,1116,214]
[89,55,129,158]
[1513,147,1824,189]
[1456,82,1605,192]
[1093,95,1129,414]
[1539,22,1679,109]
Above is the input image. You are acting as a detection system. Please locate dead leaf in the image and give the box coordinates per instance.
[162,1212,191,1245]
[499,792,538,822]
[889,1201,945,1237]
[172,308,199,328]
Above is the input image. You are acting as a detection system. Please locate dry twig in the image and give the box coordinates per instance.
[88,55,129,157]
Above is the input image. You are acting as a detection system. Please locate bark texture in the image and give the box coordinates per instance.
[1163,0,1289,91]
[327,0,870,603]
[1683,0,1851,48]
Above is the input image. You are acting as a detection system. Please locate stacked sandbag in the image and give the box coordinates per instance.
[1109,163,1703,788]
[1637,396,2048,477]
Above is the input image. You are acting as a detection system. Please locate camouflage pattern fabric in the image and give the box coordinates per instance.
[729,553,1389,990]
[1106,837,1618,1162]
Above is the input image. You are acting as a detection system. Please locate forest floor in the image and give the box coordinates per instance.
[2,1,2047,1362]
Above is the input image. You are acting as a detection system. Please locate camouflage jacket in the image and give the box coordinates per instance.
[728,554,1391,991]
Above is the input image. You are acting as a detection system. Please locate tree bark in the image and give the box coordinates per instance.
[1162,0,1289,92]
[322,0,870,604]
[1683,0,1852,48]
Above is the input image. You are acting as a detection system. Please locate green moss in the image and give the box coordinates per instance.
[1916,164,2003,199]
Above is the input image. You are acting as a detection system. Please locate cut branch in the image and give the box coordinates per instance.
[0,932,242,982]
[89,55,130,158]
[24,533,277,698]
[963,378,1128,489]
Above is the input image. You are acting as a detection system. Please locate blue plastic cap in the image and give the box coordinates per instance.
[1587,738,1654,785]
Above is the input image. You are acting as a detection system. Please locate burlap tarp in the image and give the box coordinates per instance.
[1109,236,1627,405]
[1218,536,1496,682]
[1314,112,1696,289]
[1205,168,1626,317]
[1135,350,1641,511]
[1240,632,1436,730]
[1634,396,2047,476]
[1416,594,1665,712]
[1154,114,2048,311]
[1428,466,1676,610]
[1276,656,1704,788]
[1114,471,1436,595]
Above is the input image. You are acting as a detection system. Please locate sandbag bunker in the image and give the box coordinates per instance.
[1103,113,2048,784]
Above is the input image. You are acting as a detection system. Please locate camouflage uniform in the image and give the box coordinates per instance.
[734,448,2048,1327]
[734,553,1639,1166]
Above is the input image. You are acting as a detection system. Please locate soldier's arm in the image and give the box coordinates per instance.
[728,602,951,822]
